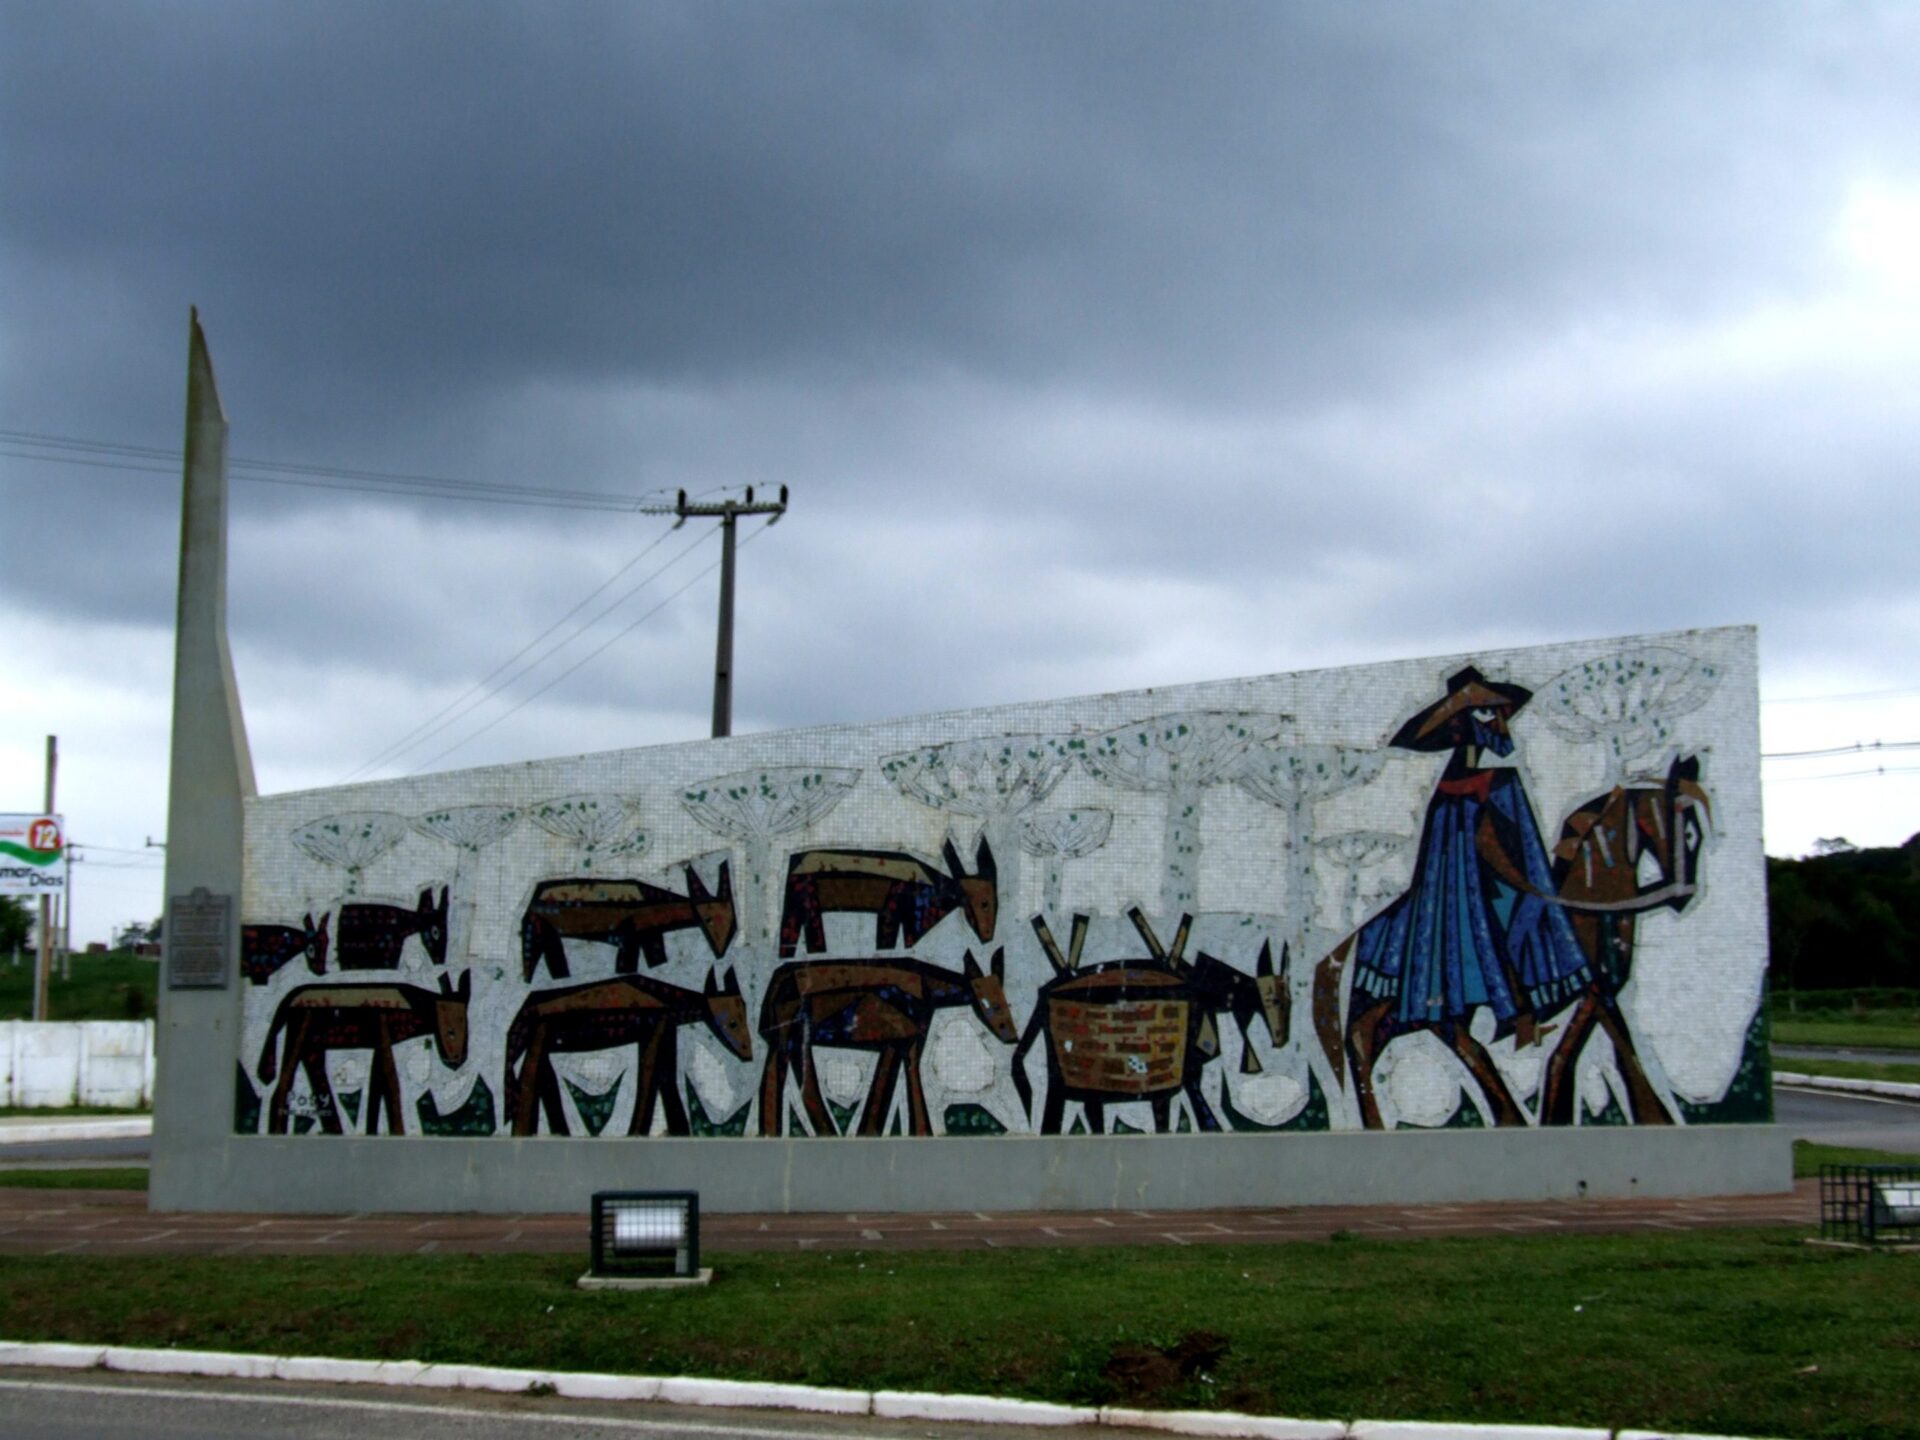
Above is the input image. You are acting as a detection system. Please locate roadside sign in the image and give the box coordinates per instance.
[0,813,66,895]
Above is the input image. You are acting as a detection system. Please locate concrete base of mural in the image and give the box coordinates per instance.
[151,1123,1788,1215]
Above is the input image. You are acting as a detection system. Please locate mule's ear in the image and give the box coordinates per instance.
[943,838,964,876]
[716,860,733,900]
[302,912,315,930]
[726,967,741,995]
[441,886,450,909]
[419,886,435,908]
[975,835,997,879]
[705,968,719,995]
[458,970,471,1000]
[963,949,983,979]
[439,973,454,996]
[990,946,1005,980]
[1257,940,1275,977]
[686,865,711,903]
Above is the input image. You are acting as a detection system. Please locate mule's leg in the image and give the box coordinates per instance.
[1345,999,1395,1130]
[639,932,668,970]
[1595,1001,1674,1125]
[542,925,571,980]
[537,1056,569,1135]
[858,1048,901,1137]
[302,1048,343,1134]
[266,1017,309,1134]
[657,1029,691,1136]
[512,1030,549,1136]
[1186,1079,1224,1133]
[1040,1069,1067,1135]
[1084,1100,1106,1135]
[902,1040,931,1137]
[797,1034,839,1136]
[757,1041,789,1138]
[1540,993,1601,1126]
[1150,1095,1172,1133]
[1443,1022,1527,1126]
[630,1028,665,1136]
[372,1024,405,1135]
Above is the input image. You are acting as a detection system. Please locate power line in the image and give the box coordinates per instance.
[1764,764,1920,783]
[411,516,778,774]
[1763,686,1920,706]
[1761,739,1920,761]
[341,521,716,782]
[0,427,669,513]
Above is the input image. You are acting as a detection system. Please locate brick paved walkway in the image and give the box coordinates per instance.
[0,1182,1819,1257]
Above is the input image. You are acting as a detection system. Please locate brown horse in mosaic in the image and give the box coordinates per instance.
[1313,755,1710,1128]
[503,968,751,1137]
[258,972,471,1135]
[757,950,1017,1137]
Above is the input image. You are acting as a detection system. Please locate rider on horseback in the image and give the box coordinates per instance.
[1345,666,1592,1125]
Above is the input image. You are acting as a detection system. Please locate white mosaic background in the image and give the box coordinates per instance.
[235,625,1765,1140]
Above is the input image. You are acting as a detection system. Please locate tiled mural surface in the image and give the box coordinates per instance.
[238,627,1765,1141]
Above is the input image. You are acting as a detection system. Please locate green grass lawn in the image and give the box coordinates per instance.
[1772,1019,1920,1051]
[1777,1057,1920,1085]
[0,952,158,1022]
[1795,1142,1920,1174]
[0,1168,148,1190]
[2,1229,1915,1438]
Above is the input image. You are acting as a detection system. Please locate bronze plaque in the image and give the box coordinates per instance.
[166,886,232,990]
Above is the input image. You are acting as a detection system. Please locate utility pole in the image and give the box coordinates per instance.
[670,486,789,738]
[35,734,56,1022]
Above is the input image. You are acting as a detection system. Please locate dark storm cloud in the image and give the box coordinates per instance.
[5,1,1920,920]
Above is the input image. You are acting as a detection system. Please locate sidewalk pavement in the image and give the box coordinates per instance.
[0,1179,1819,1257]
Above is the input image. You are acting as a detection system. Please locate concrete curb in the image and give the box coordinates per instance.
[0,1119,152,1145]
[1774,1071,1920,1102]
[0,1340,1772,1439]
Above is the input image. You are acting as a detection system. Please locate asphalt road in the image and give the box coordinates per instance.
[0,1373,1091,1440]
[1774,1085,1920,1153]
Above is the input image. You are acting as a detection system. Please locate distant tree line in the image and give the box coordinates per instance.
[1769,833,1920,992]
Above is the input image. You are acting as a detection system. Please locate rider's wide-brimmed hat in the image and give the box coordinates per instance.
[1389,666,1533,752]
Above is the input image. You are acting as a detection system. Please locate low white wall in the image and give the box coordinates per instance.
[0,1021,154,1108]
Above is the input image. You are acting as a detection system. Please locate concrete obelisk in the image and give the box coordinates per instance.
[151,309,256,1209]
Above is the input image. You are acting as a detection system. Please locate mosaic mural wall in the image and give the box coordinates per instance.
[235,628,1768,1141]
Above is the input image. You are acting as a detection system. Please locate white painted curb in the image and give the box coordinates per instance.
[875,1389,1099,1425]
[0,1340,1774,1439]
[1101,1406,1346,1439]
[0,1119,152,1145]
[1349,1422,1611,1440]
[1774,1071,1920,1102]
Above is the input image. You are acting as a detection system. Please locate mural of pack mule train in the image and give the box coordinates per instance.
[233,629,1767,1141]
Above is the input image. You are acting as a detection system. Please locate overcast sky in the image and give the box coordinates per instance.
[3,2,1918,945]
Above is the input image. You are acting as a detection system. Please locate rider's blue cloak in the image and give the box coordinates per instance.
[1350,766,1590,1031]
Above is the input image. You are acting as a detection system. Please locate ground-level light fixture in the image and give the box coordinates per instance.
[579,1190,712,1289]
[1819,1164,1920,1248]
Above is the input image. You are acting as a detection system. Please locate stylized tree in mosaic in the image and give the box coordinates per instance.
[1538,646,1721,780]
[413,804,521,963]
[529,793,648,871]
[681,766,860,971]
[1077,711,1286,918]
[880,735,1073,920]
[291,811,411,897]
[1017,807,1114,918]
[1313,830,1409,932]
[1235,744,1387,966]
